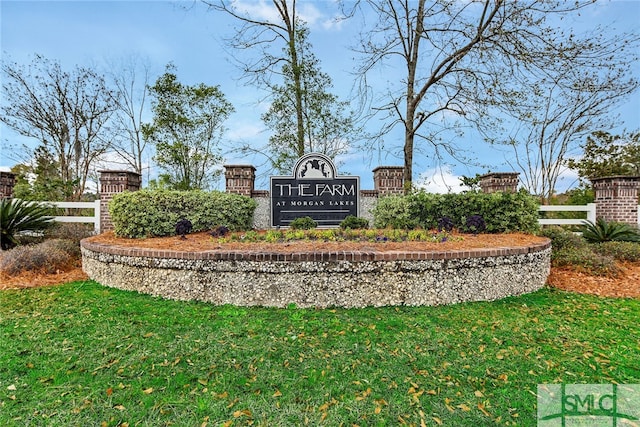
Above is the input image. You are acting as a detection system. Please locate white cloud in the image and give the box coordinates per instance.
[415,167,465,194]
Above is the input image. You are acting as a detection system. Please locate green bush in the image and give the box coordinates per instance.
[540,226,587,252]
[289,216,317,230]
[1,198,54,250]
[339,215,369,230]
[580,218,640,243]
[0,239,78,276]
[592,241,640,262]
[540,226,622,276]
[374,189,539,233]
[109,190,257,238]
[551,246,618,276]
[372,196,417,229]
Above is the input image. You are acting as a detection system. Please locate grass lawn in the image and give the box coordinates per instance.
[1,282,638,426]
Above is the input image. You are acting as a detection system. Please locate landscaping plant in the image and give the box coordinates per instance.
[580,217,640,243]
[339,215,369,230]
[0,198,53,250]
[288,216,317,230]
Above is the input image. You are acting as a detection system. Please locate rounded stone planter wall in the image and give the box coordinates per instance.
[81,238,551,309]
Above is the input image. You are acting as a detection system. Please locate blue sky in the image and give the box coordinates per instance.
[1,0,639,192]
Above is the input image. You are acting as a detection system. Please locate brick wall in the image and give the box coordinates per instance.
[99,170,142,233]
[592,176,640,225]
[224,165,256,196]
[479,172,519,193]
[373,166,404,195]
[0,172,16,199]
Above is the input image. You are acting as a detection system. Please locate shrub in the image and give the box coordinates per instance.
[1,198,54,250]
[375,189,539,233]
[592,241,640,262]
[0,239,78,276]
[339,215,369,230]
[540,226,620,276]
[465,215,486,234]
[289,216,317,230]
[372,196,417,229]
[540,226,587,252]
[109,190,257,238]
[46,222,95,245]
[551,246,619,276]
[580,218,640,243]
[437,217,455,232]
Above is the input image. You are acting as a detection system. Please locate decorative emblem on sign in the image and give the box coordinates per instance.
[270,153,360,227]
[294,154,336,179]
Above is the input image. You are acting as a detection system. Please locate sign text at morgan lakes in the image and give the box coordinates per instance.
[270,154,359,227]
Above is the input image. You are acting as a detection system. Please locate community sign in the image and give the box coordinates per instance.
[270,153,360,227]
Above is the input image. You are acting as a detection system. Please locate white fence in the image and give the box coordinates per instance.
[538,203,597,226]
[21,200,640,232]
[37,200,101,234]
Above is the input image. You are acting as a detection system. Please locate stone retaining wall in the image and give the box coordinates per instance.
[81,239,551,308]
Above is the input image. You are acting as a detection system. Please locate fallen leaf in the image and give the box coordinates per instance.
[113,404,126,411]
[273,389,282,397]
[106,388,113,396]
[474,390,484,398]
[143,387,154,394]
[432,416,443,425]
[7,384,17,391]
[478,402,491,417]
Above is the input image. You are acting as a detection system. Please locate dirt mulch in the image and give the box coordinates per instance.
[2,232,638,298]
[547,262,640,299]
[83,231,547,253]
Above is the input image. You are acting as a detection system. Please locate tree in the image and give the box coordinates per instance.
[261,25,358,173]
[205,0,358,172]
[1,55,115,200]
[352,0,639,191]
[106,56,153,178]
[567,131,640,181]
[142,65,234,190]
[11,145,75,201]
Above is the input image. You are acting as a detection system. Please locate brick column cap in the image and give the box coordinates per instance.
[372,166,404,172]
[479,172,520,179]
[590,175,640,182]
[223,165,256,170]
[98,170,142,175]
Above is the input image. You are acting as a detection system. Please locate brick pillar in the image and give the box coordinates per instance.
[224,165,256,196]
[0,171,16,199]
[591,176,640,225]
[373,166,404,196]
[99,170,142,233]
[479,172,519,193]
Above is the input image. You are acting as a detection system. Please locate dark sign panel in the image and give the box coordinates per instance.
[270,154,360,227]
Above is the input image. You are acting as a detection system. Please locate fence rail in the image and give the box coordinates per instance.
[35,200,101,233]
[538,203,597,226]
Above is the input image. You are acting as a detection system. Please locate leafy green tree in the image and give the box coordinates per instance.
[142,65,234,190]
[567,131,640,181]
[206,1,358,172]
[11,145,76,201]
[262,25,359,173]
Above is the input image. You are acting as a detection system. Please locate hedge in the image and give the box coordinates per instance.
[373,189,539,233]
[109,189,257,238]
